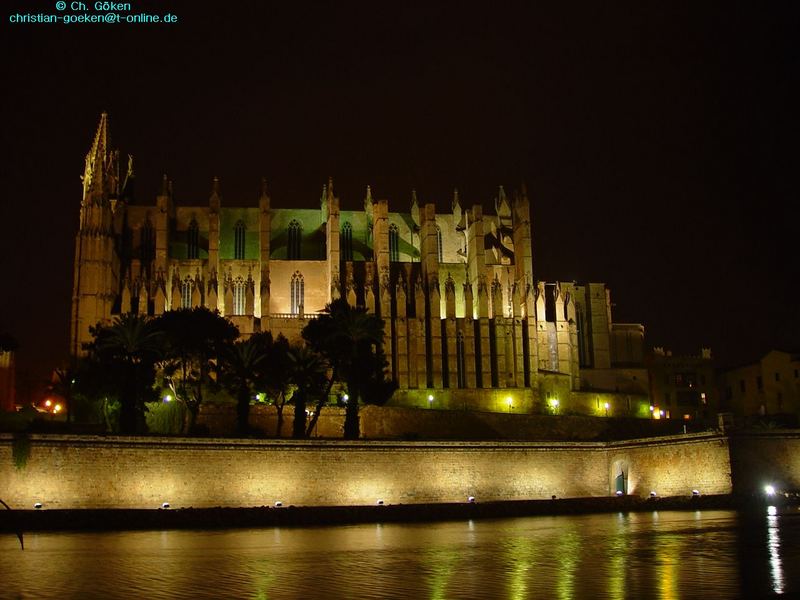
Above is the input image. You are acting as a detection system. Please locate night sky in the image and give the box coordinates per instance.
[2,2,797,397]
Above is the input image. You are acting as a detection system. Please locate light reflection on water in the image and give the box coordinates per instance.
[2,510,798,599]
[766,507,784,595]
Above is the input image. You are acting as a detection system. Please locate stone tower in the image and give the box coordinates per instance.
[70,113,127,355]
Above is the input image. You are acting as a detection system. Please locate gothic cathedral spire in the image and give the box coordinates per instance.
[71,113,123,356]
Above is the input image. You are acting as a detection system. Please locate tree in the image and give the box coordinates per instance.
[47,365,77,424]
[261,333,292,437]
[156,307,239,433]
[302,298,396,439]
[220,332,271,436]
[287,344,329,438]
[88,313,163,434]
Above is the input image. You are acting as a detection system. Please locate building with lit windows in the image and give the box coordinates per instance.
[646,347,717,421]
[71,114,651,414]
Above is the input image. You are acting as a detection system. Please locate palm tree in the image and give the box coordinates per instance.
[156,307,239,433]
[89,313,163,434]
[260,334,292,437]
[220,335,270,436]
[302,298,394,439]
[287,344,329,438]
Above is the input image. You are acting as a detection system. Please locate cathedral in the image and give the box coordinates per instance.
[71,114,649,415]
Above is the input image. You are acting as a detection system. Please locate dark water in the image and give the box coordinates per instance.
[2,509,798,599]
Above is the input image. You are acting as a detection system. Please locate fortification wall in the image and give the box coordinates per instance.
[728,431,800,495]
[198,403,685,441]
[0,433,737,510]
[606,434,732,497]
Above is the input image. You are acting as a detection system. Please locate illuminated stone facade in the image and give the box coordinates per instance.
[71,115,646,411]
[0,432,737,509]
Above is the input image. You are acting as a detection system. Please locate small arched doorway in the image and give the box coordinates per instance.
[612,460,628,495]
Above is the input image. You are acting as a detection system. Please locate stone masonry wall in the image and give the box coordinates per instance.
[0,433,739,510]
[198,404,695,441]
[728,431,800,495]
[606,434,732,497]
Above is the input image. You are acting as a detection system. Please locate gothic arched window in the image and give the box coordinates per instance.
[141,220,154,263]
[389,223,400,262]
[290,271,304,315]
[341,221,353,261]
[435,224,443,262]
[288,220,302,259]
[233,276,246,315]
[187,219,199,259]
[181,277,193,309]
[234,220,246,260]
